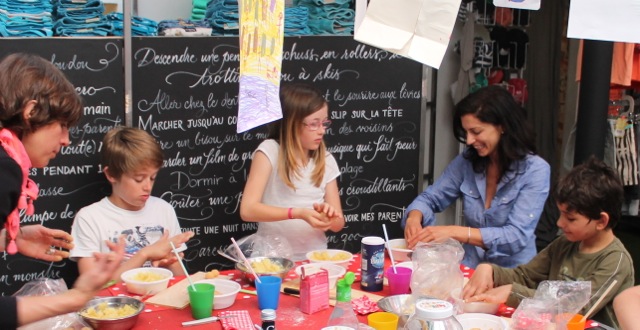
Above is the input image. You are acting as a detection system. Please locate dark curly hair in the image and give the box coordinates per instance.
[554,156,624,229]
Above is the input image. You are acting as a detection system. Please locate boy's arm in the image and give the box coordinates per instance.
[505,283,537,307]
[485,242,556,306]
[493,238,556,287]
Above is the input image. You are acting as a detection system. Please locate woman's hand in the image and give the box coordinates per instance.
[404,212,424,248]
[413,226,457,245]
[14,225,75,262]
[463,263,495,299]
[72,238,125,299]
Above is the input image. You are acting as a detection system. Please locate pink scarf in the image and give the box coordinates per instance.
[0,128,38,254]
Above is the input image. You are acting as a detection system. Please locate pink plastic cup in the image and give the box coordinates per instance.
[385,266,412,295]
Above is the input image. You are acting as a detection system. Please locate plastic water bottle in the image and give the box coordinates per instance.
[326,272,359,329]
[404,298,463,330]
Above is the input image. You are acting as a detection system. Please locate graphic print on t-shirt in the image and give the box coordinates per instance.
[110,224,165,264]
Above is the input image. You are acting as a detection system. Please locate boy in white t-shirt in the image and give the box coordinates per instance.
[70,127,193,280]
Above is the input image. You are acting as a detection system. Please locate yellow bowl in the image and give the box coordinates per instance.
[306,249,353,269]
[235,257,294,284]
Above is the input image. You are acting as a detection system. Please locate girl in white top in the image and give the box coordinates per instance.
[240,83,345,261]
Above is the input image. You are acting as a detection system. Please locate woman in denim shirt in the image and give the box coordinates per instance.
[402,86,550,268]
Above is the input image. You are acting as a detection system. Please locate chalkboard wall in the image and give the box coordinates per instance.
[0,36,423,296]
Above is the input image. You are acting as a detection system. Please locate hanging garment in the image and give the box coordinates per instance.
[610,117,640,186]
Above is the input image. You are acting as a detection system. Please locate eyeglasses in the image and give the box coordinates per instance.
[303,119,332,131]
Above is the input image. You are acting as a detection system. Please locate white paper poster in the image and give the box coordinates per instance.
[568,0,640,43]
[354,0,461,69]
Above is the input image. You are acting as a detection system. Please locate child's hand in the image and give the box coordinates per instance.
[152,251,182,268]
[298,207,333,231]
[313,203,343,223]
[465,284,511,305]
[312,203,344,231]
[462,263,495,300]
[169,230,194,249]
[141,230,193,261]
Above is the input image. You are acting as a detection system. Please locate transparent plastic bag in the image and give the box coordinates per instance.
[511,298,555,330]
[510,281,591,330]
[535,280,591,329]
[535,280,591,316]
[223,233,293,261]
[14,278,91,330]
[410,238,465,300]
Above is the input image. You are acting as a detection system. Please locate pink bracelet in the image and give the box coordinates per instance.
[287,207,293,219]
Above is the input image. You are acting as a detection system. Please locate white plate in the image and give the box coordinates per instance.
[455,313,509,330]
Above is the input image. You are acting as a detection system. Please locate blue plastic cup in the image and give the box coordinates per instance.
[255,275,282,310]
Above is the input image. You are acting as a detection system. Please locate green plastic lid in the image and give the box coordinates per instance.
[335,271,355,302]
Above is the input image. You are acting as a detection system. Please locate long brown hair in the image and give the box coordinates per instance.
[268,83,328,189]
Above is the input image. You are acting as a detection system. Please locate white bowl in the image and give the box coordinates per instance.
[451,288,500,315]
[386,238,412,262]
[120,267,172,295]
[306,249,353,269]
[295,262,347,289]
[455,313,508,330]
[194,278,241,309]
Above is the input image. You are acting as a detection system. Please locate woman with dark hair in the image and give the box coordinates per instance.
[402,86,550,268]
[240,83,344,261]
[0,53,124,329]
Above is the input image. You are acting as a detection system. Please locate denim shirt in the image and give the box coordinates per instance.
[402,153,550,268]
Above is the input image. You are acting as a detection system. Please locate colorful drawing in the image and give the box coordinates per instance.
[237,0,285,133]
